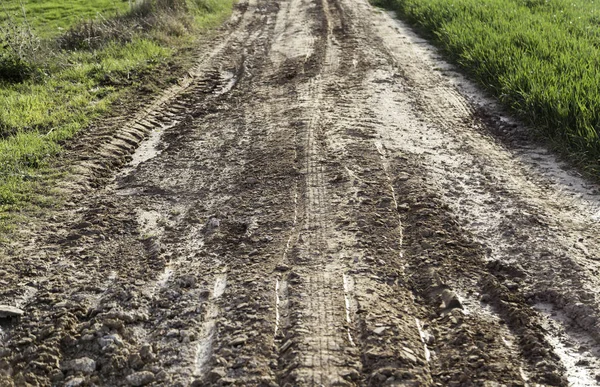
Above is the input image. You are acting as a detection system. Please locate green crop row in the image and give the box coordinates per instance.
[375,0,600,172]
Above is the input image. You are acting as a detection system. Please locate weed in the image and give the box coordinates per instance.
[0,5,44,82]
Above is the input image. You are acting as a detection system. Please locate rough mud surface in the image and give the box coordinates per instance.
[2,0,600,385]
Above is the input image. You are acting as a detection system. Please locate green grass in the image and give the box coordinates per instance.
[188,0,235,27]
[375,0,600,173]
[1,0,130,38]
[0,0,235,221]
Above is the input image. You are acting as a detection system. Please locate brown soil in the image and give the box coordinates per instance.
[2,0,600,386]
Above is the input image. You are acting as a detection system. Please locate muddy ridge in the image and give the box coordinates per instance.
[2,0,600,386]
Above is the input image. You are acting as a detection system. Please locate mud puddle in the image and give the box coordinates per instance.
[118,120,180,177]
[342,274,356,346]
[535,303,600,386]
[215,70,240,96]
[274,278,286,338]
[193,273,227,379]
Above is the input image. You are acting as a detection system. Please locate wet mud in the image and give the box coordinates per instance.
[2,0,600,386]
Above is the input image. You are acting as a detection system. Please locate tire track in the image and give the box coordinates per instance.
[274,0,363,384]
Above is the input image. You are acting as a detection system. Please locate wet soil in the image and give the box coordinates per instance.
[2,0,600,386]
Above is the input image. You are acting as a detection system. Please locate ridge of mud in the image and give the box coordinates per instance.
[392,155,567,385]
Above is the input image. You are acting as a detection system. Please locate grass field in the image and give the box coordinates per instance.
[1,0,130,38]
[0,0,234,225]
[375,0,600,173]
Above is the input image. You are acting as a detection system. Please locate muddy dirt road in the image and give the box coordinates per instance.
[2,0,600,385]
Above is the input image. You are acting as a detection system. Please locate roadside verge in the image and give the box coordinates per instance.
[373,0,600,178]
[0,0,235,232]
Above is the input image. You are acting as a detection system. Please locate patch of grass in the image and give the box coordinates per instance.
[0,37,171,208]
[188,0,237,27]
[375,0,600,174]
[1,0,130,38]
[0,0,235,212]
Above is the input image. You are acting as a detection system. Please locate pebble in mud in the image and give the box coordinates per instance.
[397,172,410,181]
[229,334,248,346]
[128,353,145,370]
[207,367,227,383]
[126,371,155,386]
[0,305,24,318]
[61,357,96,375]
[139,344,155,361]
[64,377,86,387]
[99,334,124,349]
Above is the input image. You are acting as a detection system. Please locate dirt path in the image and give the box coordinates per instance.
[2,0,600,385]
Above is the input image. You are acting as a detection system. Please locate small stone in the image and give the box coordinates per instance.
[178,275,196,288]
[16,337,33,346]
[103,319,124,330]
[230,335,248,346]
[397,203,410,211]
[207,367,226,383]
[105,310,136,323]
[505,281,519,291]
[204,218,220,235]
[64,377,85,387]
[49,370,65,383]
[440,289,462,310]
[543,371,566,385]
[232,356,249,369]
[140,344,154,361]
[372,326,388,335]
[133,311,149,322]
[129,353,144,370]
[126,371,155,386]
[166,329,179,338]
[155,370,168,382]
[401,348,418,364]
[0,305,24,318]
[397,172,410,181]
[98,334,124,349]
[63,357,96,374]
[375,373,387,383]
[180,330,195,343]
[275,263,290,272]
[340,369,360,381]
